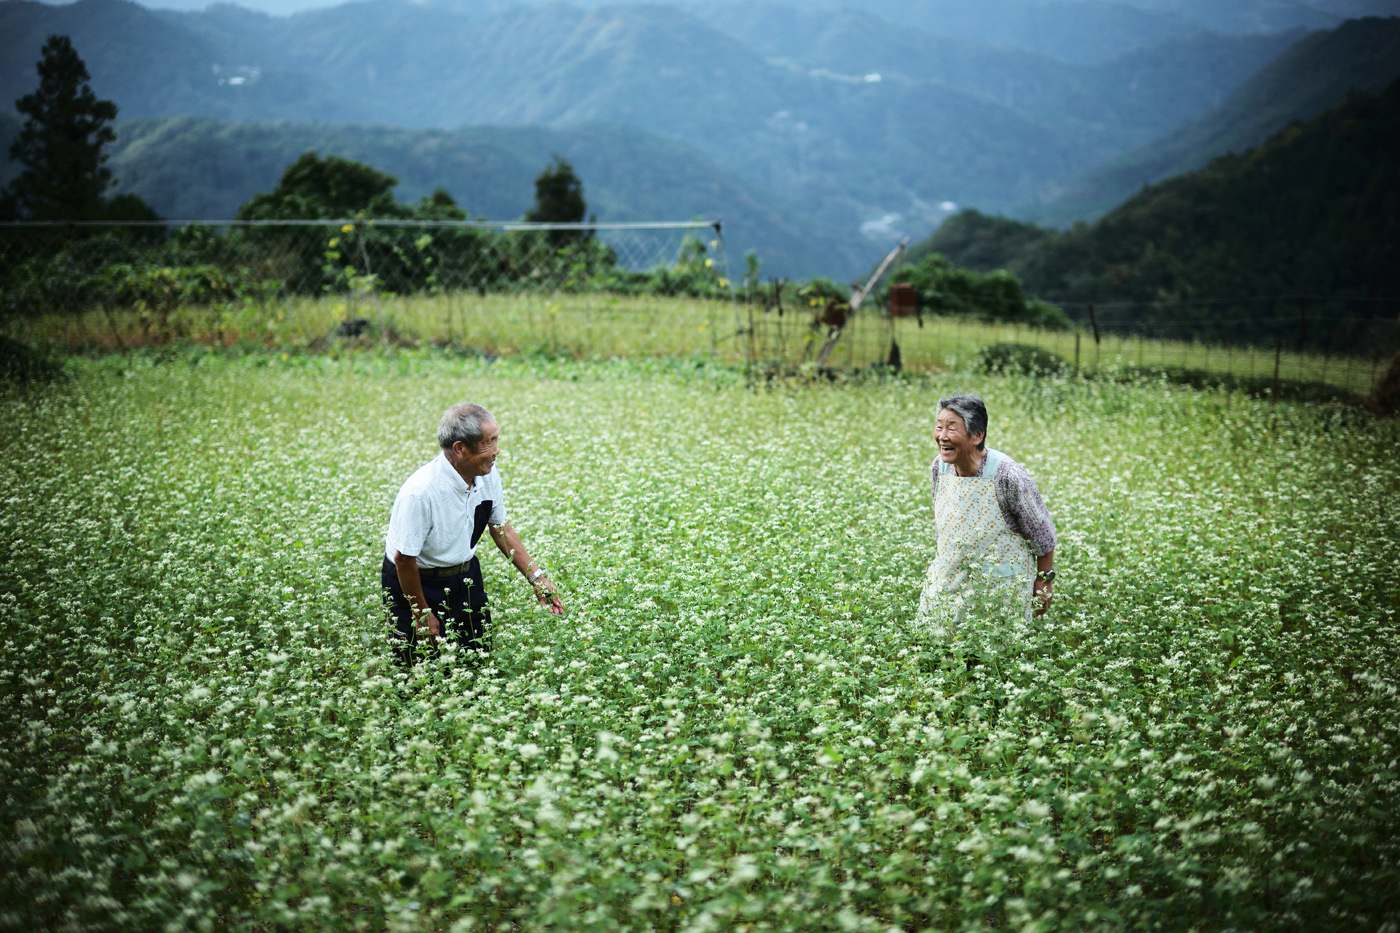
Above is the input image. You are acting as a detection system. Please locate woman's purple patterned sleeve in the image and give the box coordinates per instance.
[996,460,1057,556]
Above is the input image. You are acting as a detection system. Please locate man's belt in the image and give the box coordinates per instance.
[418,559,475,578]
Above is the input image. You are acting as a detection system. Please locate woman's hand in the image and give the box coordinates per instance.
[1033,579,1053,617]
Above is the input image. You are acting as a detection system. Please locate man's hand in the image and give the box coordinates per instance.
[417,610,442,642]
[532,574,564,615]
[491,522,565,615]
[393,552,441,643]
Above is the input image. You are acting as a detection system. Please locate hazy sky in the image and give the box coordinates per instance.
[29,0,1400,20]
[54,0,1400,20]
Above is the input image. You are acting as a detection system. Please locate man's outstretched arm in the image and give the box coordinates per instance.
[489,521,564,614]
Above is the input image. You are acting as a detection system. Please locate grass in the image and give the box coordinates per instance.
[1,349,1397,931]
[8,290,1388,396]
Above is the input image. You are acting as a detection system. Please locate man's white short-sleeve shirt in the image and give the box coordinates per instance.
[384,454,507,568]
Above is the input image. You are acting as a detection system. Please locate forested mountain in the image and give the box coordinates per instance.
[694,4,1301,142]
[1020,15,1400,224]
[0,0,1340,265]
[104,116,856,277]
[907,78,1400,343]
[5,0,1396,283]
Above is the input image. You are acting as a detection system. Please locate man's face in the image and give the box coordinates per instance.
[454,419,499,479]
[935,408,983,463]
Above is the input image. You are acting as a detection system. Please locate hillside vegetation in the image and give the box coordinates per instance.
[910,77,1400,348]
[1022,15,1400,224]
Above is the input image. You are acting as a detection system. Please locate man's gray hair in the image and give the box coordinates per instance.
[438,403,495,450]
[938,393,988,450]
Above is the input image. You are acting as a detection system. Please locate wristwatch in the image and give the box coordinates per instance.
[528,567,547,585]
[1036,569,1056,585]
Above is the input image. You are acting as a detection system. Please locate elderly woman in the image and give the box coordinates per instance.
[918,393,1057,636]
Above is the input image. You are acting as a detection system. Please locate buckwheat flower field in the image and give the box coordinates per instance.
[1,353,1397,932]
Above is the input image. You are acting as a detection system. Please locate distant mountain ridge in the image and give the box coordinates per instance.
[1,0,1334,264]
[693,4,1303,140]
[701,0,1341,62]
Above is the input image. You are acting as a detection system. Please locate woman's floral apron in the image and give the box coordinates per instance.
[917,448,1035,641]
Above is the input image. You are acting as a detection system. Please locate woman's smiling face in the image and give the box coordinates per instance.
[935,407,984,465]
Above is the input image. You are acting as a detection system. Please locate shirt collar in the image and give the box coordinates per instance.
[435,452,472,494]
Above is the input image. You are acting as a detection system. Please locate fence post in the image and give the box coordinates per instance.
[1272,338,1282,402]
[64,221,75,354]
[712,222,750,373]
[1074,330,1081,375]
[356,219,389,353]
[1087,303,1101,369]
[1297,293,1307,384]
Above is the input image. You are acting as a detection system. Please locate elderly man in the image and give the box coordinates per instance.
[918,393,1056,637]
[382,402,562,666]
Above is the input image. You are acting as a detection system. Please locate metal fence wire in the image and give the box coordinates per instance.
[0,217,734,311]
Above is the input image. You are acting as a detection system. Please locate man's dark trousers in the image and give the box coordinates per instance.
[381,556,491,667]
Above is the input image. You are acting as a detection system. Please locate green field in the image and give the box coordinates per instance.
[12,291,1385,396]
[1,351,1398,931]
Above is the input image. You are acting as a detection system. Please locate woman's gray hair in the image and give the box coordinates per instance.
[438,403,495,450]
[938,393,988,450]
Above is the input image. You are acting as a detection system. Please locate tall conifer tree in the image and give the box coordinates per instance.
[2,35,119,221]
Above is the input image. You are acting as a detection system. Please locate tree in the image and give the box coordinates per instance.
[236,152,408,221]
[237,151,470,223]
[524,154,592,247]
[1,35,156,224]
[234,151,472,295]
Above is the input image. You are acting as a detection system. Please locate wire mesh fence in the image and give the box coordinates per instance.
[737,297,1398,398]
[2,219,1396,400]
[741,304,1397,398]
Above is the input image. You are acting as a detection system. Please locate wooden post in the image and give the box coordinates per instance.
[815,238,906,367]
[1074,331,1081,375]
[1272,338,1282,402]
[444,278,453,345]
[1088,303,1101,345]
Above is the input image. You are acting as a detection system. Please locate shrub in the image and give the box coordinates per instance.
[885,254,1072,330]
[978,342,1070,376]
[0,336,65,386]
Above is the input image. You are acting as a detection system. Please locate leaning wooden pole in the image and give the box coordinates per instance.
[815,237,909,368]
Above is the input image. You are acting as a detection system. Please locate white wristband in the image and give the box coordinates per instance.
[528,568,546,584]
